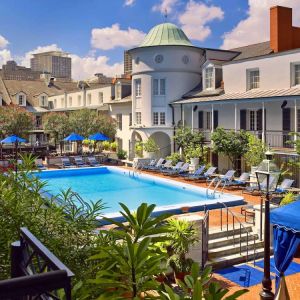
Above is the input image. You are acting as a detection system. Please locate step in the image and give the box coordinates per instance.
[209,224,253,240]
[207,248,269,271]
[208,232,258,249]
[208,239,264,259]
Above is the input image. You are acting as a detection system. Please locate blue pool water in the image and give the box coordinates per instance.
[36,167,243,215]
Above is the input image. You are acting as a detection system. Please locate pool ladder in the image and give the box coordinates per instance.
[206,177,226,198]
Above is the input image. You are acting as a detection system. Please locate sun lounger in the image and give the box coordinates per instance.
[74,156,89,167]
[61,157,75,168]
[244,175,275,194]
[87,156,101,167]
[35,158,47,170]
[161,161,184,174]
[145,158,165,171]
[275,179,294,194]
[165,163,190,176]
[142,159,158,170]
[225,172,250,188]
[217,170,236,185]
[181,165,206,179]
[195,166,217,181]
[149,160,172,172]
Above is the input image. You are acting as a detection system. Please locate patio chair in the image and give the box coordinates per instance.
[218,169,236,185]
[145,158,165,171]
[243,175,275,194]
[142,159,158,170]
[275,179,294,194]
[35,158,47,170]
[87,156,101,167]
[161,161,184,174]
[150,160,172,172]
[74,156,89,167]
[181,165,206,180]
[165,163,190,176]
[61,157,75,168]
[224,172,250,189]
[196,166,217,181]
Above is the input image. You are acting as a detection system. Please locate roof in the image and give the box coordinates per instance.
[173,87,300,105]
[140,23,193,48]
[182,83,224,99]
[271,199,300,232]
[230,41,273,61]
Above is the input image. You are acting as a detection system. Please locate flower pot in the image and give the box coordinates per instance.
[190,157,199,167]
[144,151,156,159]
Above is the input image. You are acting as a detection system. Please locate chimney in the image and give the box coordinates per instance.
[270,6,300,52]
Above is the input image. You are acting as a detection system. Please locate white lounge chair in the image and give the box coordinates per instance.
[87,156,101,167]
[61,157,75,168]
[74,156,89,167]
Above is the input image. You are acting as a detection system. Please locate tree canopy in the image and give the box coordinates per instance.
[0,105,34,138]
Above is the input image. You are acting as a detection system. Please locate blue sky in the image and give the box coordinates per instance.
[0,0,299,79]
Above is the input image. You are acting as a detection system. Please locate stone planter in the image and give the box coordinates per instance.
[144,151,156,159]
[190,157,199,167]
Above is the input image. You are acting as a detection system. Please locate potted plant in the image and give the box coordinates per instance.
[143,138,159,159]
[185,147,201,167]
[110,141,117,152]
[102,141,110,151]
[117,149,127,160]
[166,218,199,280]
[135,141,143,158]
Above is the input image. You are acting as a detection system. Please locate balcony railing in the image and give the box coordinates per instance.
[0,227,74,299]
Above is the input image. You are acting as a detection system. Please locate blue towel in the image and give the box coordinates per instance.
[216,264,271,287]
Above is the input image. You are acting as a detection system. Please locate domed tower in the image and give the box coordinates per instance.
[128,23,204,157]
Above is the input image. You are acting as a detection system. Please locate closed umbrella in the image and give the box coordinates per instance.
[63,133,85,154]
[1,135,27,173]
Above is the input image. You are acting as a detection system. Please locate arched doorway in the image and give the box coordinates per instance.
[129,131,143,160]
[149,131,171,158]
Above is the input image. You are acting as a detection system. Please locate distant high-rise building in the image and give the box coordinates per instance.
[31,51,72,79]
[124,51,132,75]
[0,60,41,80]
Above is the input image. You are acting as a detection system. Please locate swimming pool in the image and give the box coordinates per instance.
[36,167,244,218]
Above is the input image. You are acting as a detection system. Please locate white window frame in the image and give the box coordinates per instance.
[204,67,214,90]
[247,68,260,90]
[153,112,159,125]
[17,93,26,106]
[136,112,141,125]
[153,78,166,96]
[160,112,166,125]
[39,95,48,107]
[135,79,141,97]
[291,62,300,86]
[206,111,211,130]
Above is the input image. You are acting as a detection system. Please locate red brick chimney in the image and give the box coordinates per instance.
[270,6,300,52]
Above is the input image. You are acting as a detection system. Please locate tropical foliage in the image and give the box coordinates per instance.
[143,138,159,153]
[0,105,34,138]
[244,134,266,168]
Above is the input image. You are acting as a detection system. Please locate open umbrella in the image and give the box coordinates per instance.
[63,133,85,154]
[1,135,27,173]
[88,132,110,141]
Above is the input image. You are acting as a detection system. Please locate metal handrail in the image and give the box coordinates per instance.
[206,177,219,198]
[218,202,257,264]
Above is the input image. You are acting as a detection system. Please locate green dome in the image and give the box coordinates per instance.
[140,23,193,47]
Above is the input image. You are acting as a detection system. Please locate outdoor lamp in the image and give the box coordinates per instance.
[255,150,281,300]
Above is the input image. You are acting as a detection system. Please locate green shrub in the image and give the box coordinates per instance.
[166,153,181,165]
[143,138,159,153]
[117,149,127,159]
[135,141,143,158]
[110,141,117,151]
[244,134,266,168]
[280,192,295,206]
[102,140,110,150]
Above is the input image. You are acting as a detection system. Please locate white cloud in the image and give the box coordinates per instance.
[91,23,146,50]
[221,0,300,49]
[178,0,224,42]
[124,0,135,6]
[152,0,179,14]
[0,35,9,49]
[71,54,123,80]
[19,44,63,67]
[0,49,12,66]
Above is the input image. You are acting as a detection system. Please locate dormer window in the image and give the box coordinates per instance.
[247,69,260,90]
[18,94,26,106]
[205,67,214,89]
[40,95,48,107]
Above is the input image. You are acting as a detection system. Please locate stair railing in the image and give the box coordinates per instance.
[218,201,257,264]
[206,177,220,198]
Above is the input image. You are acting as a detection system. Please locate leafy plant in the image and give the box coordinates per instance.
[244,134,266,168]
[211,128,249,169]
[87,203,172,299]
[110,141,117,152]
[166,153,182,165]
[117,149,127,159]
[135,141,143,158]
[280,192,295,206]
[160,262,248,300]
[144,138,159,153]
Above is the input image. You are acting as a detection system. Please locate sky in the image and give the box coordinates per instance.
[1,0,300,80]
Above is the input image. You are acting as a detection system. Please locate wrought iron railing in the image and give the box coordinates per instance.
[0,227,74,299]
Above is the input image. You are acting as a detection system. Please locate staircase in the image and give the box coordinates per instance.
[206,224,265,270]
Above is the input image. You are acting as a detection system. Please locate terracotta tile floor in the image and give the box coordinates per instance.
[137,168,300,299]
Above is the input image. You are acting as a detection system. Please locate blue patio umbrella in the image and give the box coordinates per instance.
[1,135,26,144]
[88,132,110,141]
[63,133,85,142]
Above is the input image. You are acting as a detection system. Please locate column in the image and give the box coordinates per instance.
[211,104,214,133]
[262,102,265,143]
[234,103,237,132]
[191,105,194,132]
[294,99,298,144]
[182,105,185,127]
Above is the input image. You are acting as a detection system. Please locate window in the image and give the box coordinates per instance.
[116,114,122,130]
[153,112,159,125]
[129,113,132,126]
[248,69,260,90]
[87,94,91,105]
[294,64,300,85]
[206,111,211,130]
[36,116,42,128]
[153,79,166,95]
[205,67,213,89]
[77,95,81,106]
[135,79,141,97]
[249,110,256,130]
[69,96,72,107]
[18,94,25,106]
[160,112,166,125]
[116,83,122,99]
[98,92,103,104]
[136,112,141,124]
[40,95,47,107]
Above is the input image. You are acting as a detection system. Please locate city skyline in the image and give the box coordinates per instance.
[1,0,300,80]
